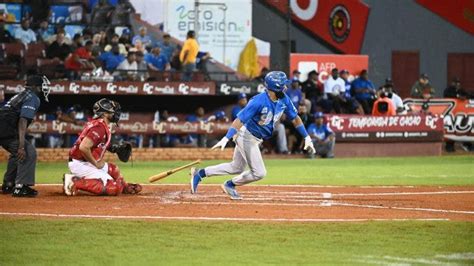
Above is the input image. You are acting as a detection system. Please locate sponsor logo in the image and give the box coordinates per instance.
[219,83,252,95]
[29,122,48,133]
[52,120,68,134]
[119,122,148,133]
[329,5,351,43]
[107,83,139,94]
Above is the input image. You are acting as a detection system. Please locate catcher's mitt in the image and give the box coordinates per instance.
[109,142,132,162]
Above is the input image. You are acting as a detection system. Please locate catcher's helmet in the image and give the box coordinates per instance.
[93,98,121,123]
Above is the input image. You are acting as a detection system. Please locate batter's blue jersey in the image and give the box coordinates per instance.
[237,92,298,140]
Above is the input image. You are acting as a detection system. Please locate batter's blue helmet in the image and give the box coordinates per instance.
[264,71,289,93]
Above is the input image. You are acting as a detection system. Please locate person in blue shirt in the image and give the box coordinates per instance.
[97,45,125,72]
[231,93,247,120]
[158,34,175,61]
[307,112,335,159]
[190,71,316,200]
[0,75,52,197]
[132,27,152,47]
[145,47,170,71]
[340,69,364,114]
[351,69,376,114]
[286,77,303,108]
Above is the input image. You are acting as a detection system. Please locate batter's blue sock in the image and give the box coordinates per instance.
[198,169,206,178]
[225,180,235,188]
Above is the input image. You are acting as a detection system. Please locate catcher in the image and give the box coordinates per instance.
[63,98,141,196]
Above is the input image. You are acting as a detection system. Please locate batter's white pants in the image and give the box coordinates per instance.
[68,159,112,185]
[204,129,267,186]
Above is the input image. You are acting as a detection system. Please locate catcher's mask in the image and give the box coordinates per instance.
[93,98,122,123]
[26,75,51,102]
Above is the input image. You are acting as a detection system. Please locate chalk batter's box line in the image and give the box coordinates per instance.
[0,211,450,222]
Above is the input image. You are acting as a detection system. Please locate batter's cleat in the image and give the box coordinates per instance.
[2,183,14,194]
[221,180,242,200]
[12,185,38,197]
[63,174,77,196]
[190,167,202,194]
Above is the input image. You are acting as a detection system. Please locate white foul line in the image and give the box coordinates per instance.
[333,202,474,215]
[0,212,450,222]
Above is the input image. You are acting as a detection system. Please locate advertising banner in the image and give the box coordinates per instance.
[326,114,444,142]
[404,98,474,142]
[216,81,265,96]
[290,53,368,82]
[265,0,370,54]
[164,0,252,70]
[1,81,216,96]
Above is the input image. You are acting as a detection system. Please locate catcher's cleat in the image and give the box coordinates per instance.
[123,183,142,194]
[63,174,77,196]
[221,180,242,200]
[190,167,202,194]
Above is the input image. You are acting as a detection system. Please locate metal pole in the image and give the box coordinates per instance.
[222,5,227,65]
[287,0,291,74]
[194,0,199,40]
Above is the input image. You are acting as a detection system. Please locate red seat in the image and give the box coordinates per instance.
[24,43,46,69]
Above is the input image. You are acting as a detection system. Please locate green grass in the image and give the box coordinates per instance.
[2,155,472,186]
[0,219,473,265]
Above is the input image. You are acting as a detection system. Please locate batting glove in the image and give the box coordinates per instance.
[304,136,316,154]
[211,137,229,151]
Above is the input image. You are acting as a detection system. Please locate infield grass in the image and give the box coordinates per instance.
[0,219,473,265]
[2,155,472,186]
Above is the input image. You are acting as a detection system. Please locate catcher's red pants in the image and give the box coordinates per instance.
[72,162,128,196]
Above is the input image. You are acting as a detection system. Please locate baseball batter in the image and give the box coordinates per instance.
[191,71,315,200]
[63,98,141,196]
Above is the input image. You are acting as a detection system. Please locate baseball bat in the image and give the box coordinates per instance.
[148,159,201,183]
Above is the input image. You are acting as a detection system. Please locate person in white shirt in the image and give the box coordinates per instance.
[114,51,137,81]
[378,78,404,114]
[323,68,346,113]
[14,19,36,45]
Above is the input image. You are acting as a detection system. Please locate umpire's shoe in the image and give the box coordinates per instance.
[190,167,202,194]
[12,185,38,197]
[2,183,14,194]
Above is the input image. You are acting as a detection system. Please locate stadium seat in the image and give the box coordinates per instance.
[24,43,46,70]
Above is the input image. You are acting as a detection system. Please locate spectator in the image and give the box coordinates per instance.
[151,110,179,147]
[46,32,71,62]
[133,39,147,55]
[411,73,435,99]
[231,93,248,120]
[145,47,170,71]
[307,112,335,158]
[323,68,346,113]
[70,33,84,51]
[46,107,64,148]
[0,20,14,43]
[81,29,93,46]
[104,33,127,55]
[179,30,199,81]
[135,51,148,81]
[65,40,95,79]
[287,77,303,108]
[339,69,363,114]
[132,26,152,48]
[274,115,289,154]
[443,77,473,152]
[372,93,396,116]
[378,78,404,114]
[444,77,470,99]
[91,33,103,56]
[97,45,125,72]
[302,70,321,112]
[14,18,36,45]
[184,107,207,147]
[159,34,175,60]
[206,111,229,148]
[287,104,311,153]
[119,28,133,48]
[170,46,182,71]
[351,69,376,114]
[114,51,137,80]
[196,51,211,73]
[110,0,135,28]
[90,0,113,32]
[36,20,54,42]
[292,69,301,82]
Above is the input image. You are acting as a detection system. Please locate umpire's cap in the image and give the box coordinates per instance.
[26,75,44,87]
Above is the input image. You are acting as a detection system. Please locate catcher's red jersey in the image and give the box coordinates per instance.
[69,119,111,162]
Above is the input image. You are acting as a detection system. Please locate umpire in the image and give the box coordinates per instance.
[0,75,51,197]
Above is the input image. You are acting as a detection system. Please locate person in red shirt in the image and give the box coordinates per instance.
[65,40,95,78]
[63,98,141,196]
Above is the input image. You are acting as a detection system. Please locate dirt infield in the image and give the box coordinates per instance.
[1,185,473,222]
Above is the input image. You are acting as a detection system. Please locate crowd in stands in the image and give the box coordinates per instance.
[0,0,209,82]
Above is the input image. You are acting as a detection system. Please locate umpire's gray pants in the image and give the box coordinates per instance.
[204,129,267,186]
[0,138,36,186]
